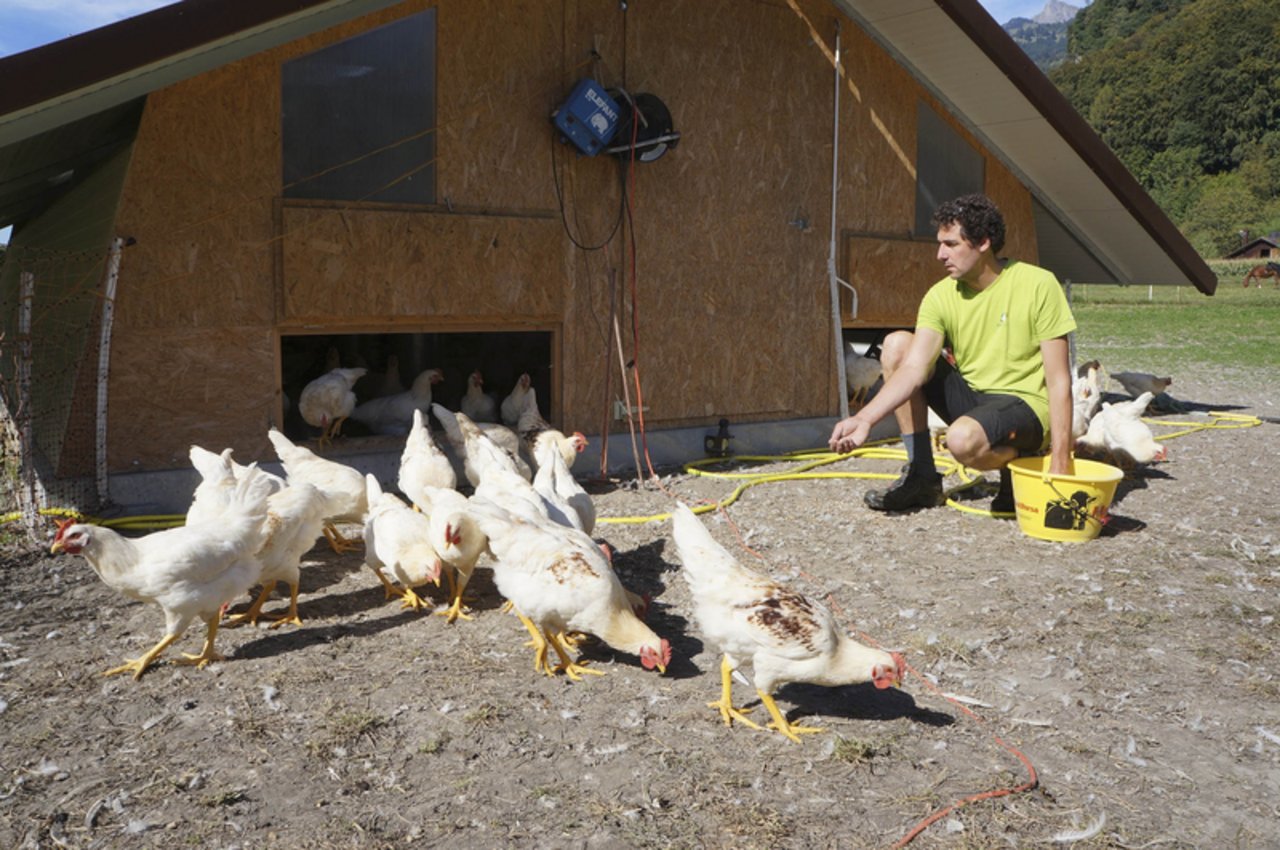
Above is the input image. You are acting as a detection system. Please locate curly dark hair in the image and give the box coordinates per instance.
[930,194,1006,254]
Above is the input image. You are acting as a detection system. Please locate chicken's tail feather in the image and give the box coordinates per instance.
[670,502,743,589]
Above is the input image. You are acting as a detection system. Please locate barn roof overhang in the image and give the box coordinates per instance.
[0,0,1216,294]
[828,0,1215,293]
[0,0,402,231]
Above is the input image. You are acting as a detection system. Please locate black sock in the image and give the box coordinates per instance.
[997,467,1012,495]
[904,431,934,475]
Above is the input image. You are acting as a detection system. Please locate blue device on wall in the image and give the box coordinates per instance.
[551,79,621,156]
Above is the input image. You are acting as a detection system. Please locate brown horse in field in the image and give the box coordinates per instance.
[1242,262,1280,287]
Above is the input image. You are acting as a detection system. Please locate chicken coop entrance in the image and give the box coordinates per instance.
[279,330,553,443]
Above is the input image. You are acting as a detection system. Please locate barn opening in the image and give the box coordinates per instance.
[279,330,553,443]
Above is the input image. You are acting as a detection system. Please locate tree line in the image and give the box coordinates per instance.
[1049,0,1280,257]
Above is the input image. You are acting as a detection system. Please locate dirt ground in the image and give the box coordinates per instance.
[2,365,1278,850]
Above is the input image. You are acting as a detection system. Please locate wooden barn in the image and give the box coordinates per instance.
[0,0,1214,518]
[1225,234,1280,261]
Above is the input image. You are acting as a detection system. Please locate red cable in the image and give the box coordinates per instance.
[620,95,664,486]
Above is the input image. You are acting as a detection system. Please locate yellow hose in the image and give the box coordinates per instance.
[10,412,1261,532]
[598,441,995,525]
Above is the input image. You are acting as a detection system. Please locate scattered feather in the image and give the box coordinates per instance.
[1051,812,1106,843]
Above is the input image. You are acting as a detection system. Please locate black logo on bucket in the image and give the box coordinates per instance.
[1043,490,1097,531]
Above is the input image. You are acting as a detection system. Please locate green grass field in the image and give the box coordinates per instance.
[1070,264,1280,373]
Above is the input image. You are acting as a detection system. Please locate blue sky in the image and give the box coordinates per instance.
[0,1,176,57]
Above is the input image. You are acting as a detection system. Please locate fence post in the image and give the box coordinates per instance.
[17,270,37,540]
[96,237,125,505]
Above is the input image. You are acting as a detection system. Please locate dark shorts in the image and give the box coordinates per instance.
[922,355,1044,454]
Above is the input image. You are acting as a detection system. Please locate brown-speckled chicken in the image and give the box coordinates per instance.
[467,496,670,681]
[670,502,903,743]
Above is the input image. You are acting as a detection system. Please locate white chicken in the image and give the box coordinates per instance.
[670,502,904,743]
[230,480,327,627]
[398,408,457,504]
[463,411,645,628]
[187,445,326,628]
[50,465,275,680]
[298,367,367,446]
[422,488,488,623]
[844,343,882,409]
[433,403,531,486]
[363,474,442,610]
[186,445,244,526]
[466,497,670,681]
[1110,370,1172,400]
[460,370,499,424]
[1071,359,1104,440]
[500,372,533,427]
[267,427,367,552]
[350,367,444,436]
[1076,391,1167,467]
[516,388,587,473]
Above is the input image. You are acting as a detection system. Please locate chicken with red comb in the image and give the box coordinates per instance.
[49,465,274,680]
[515,387,588,474]
[670,501,903,743]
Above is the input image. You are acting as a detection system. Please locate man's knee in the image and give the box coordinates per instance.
[879,330,914,371]
[945,418,987,463]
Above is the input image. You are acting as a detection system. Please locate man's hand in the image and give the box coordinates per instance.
[829,417,871,454]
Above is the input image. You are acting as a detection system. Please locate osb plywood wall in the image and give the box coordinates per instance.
[107,0,1035,471]
[842,235,941,327]
[279,207,566,324]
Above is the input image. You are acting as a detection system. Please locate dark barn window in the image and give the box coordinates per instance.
[282,10,437,204]
[914,101,984,237]
[280,331,553,444]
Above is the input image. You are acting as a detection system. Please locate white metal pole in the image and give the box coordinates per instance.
[96,238,125,504]
[828,23,850,421]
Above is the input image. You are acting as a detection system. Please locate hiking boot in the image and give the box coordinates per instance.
[990,468,1015,515]
[864,465,946,512]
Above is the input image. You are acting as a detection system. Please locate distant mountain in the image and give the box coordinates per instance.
[1034,0,1080,25]
[1002,0,1080,70]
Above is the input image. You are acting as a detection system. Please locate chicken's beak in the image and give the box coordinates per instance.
[431,557,443,587]
[874,652,906,689]
[49,539,65,554]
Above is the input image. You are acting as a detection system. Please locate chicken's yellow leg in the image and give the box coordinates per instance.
[435,567,474,624]
[757,690,824,744]
[399,585,431,611]
[707,656,761,730]
[323,522,359,554]
[368,566,402,600]
[224,581,276,627]
[174,617,226,670]
[546,629,605,682]
[103,633,181,681]
[513,610,551,675]
[267,581,303,628]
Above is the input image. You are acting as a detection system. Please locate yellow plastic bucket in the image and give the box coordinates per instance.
[1007,456,1123,542]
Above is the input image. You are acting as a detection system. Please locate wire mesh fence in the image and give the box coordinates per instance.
[0,240,124,546]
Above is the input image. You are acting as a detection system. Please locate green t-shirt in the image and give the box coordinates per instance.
[916,260,1076,436]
